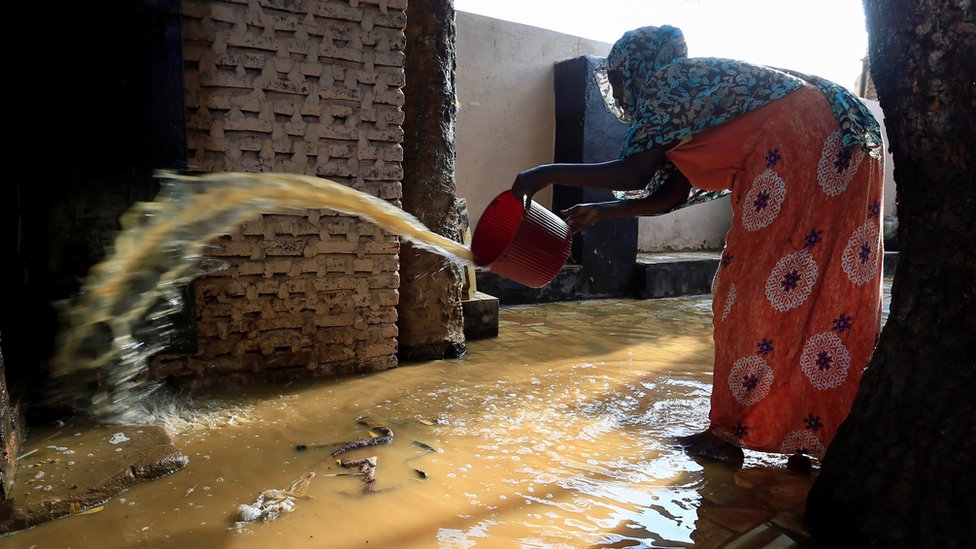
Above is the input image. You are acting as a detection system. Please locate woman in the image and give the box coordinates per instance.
[513,26,884,464]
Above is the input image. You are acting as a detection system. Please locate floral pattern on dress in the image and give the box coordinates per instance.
[804,228,825,249]
[800,332,852,389]
[742,169,787,231]
[728,355,773,406]
[722,283,736,321]
[832,313,854,335]
[817,130,865,197]
[780,430,826,456]
[765,250,819,312]
[842,221,881,285]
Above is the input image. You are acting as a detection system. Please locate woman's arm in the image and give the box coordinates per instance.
[560,170,692,232]
[512,147,667,204]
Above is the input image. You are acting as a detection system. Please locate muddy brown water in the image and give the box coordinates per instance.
[3,296,822,548]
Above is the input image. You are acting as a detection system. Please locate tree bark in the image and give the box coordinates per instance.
[806,1,976,546]
[398,0,466,360]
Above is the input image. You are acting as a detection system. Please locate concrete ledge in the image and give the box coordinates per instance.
[462,291,499,340]
[883,250,899,276]
[636,251,900,300]
[0,423,187,535]
[636,258,720,299]
[475,264,585,305]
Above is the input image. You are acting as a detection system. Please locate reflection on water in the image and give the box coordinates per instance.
[6,296,820,549]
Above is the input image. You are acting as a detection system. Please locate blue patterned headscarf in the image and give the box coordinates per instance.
[597,25,688,123]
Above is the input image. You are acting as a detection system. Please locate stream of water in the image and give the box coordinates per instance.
[47,172,473,422]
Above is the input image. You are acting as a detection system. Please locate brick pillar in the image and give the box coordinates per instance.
[156,0,408,382]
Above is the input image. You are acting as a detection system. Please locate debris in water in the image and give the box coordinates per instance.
[413,469,428,480]
[340,456,377,478]
[16,448,39,460]
[108,433,130,445]
[295,416,393,452]
[294,438,351,451]
[233,472,315,531]
[338,456,379,495]
[412,441,437,453]
[331,426,394,457]
[356,416,386,429]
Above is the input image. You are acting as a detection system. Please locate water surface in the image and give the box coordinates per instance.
[6,296,821,548]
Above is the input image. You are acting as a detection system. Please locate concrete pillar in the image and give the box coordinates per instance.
[0,335,24,502]
[552,56,638,297]
[398,0,466,360]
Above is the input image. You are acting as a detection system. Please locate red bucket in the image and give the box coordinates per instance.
[471,190,572,288]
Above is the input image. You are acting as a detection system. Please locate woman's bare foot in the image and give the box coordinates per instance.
[674,430,744,464]
[786,452,813,473]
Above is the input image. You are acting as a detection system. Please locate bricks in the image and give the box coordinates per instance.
[172,0,405,383]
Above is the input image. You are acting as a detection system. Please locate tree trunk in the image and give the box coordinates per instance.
[806,1,976,546]
[398,0,466,360]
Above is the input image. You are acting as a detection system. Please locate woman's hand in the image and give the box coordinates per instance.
[512,168,550,207]
[560,203,606,233]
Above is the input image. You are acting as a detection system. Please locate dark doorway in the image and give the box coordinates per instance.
[2,0,187,410]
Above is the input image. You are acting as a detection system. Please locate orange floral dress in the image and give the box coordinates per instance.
[667,85,884,455]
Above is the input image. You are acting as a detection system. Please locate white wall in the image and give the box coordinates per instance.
[861,99,897,220]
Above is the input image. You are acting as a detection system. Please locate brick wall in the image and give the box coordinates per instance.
[153,0,407,382]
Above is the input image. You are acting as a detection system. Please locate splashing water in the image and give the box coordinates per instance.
[48,171,474,423]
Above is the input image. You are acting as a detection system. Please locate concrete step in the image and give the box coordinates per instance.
[461,291,499,340]
[635,252,720,299]
[636,250,900,299]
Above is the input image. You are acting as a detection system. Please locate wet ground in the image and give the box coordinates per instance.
[1,283,892,548]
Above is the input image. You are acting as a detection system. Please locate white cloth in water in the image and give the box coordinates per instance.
[232,472,314,531]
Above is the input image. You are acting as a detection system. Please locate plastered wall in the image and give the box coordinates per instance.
[454,12,610,228]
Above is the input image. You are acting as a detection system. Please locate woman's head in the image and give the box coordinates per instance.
[597,25,688,122]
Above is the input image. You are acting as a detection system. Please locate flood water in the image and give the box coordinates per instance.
[3,293,846,549]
